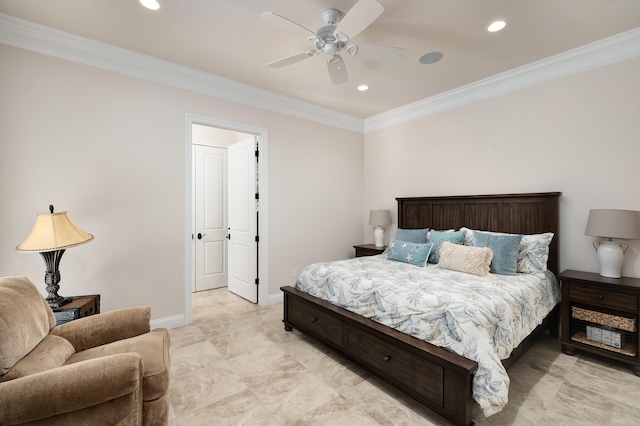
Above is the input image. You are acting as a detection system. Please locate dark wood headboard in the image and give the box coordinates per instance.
[397,192,562,275]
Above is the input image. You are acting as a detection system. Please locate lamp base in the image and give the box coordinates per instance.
[594,240,626,279]
[41,250,70,308]
[46,295,70,308]
[373,226,385,248]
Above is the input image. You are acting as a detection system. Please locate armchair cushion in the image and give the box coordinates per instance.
[0,334,74,382]
[51,306,151,352]
[0,353,143,425]
[65,328,170,402]
[0,277,56,375]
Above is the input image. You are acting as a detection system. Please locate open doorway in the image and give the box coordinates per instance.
[184,114,269,325]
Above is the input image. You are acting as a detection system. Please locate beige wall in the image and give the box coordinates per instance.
[364,57,640,278]
[0,44,364,320]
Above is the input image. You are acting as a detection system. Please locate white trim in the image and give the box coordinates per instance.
[185,114,271,325]
[0,13,362,133]
[365,27,640,132]
[151,314,184,330]
[267,292,284,306]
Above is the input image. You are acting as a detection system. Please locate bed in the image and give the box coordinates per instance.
[281,192,561,426]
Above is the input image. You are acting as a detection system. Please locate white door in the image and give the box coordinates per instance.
[228,137,258,303]
[194,145,228,291]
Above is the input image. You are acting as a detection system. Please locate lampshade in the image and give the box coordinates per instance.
[17,208,94,252]
[369,210,391,227]
[585,209,640,240]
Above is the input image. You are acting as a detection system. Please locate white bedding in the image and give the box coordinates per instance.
[295,254,561,417]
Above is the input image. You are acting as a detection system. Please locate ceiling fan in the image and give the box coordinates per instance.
[260,0,404,85]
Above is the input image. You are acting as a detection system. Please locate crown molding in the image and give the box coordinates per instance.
[1,13,638,135]
[364,26,640,133]
[0,13,364,133]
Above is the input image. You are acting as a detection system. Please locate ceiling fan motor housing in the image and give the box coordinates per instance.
[314,25,346,52]
[322,8,341,25]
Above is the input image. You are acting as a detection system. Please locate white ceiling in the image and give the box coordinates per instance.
[1,0,639,119]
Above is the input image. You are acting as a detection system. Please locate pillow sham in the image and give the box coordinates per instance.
[473,231,523,275]
[428,229,465,264]
[436,241,493,277]
[387,239,433,267]
[394,228,429,244]
[460,227,554,273]
[518,232,554,273]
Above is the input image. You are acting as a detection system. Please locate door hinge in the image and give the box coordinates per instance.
[255,235,259,242]
[255,149,259,158]
[255,278,259,285]
[255,192,259,200]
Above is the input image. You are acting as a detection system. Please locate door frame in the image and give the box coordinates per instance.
[184,113,269,325]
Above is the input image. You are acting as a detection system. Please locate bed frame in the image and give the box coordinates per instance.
[281,192,561,425]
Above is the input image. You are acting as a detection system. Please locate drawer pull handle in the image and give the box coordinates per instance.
[598,294,603,299]
[310,318,317,323]
[383,356,391,362]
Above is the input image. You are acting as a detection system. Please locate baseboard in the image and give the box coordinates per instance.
[151,314,185,330]
[265,291,283,305]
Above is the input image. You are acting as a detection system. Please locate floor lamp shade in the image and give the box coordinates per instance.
[17,205,94,307]
[585,209,640,278]
[369,210,391,248]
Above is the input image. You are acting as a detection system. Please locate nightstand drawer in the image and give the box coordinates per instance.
[569,286,638,312]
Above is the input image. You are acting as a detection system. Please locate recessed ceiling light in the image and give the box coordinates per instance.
[357,85,369,91]
[419,52,443,65]
[140,0,160,10]
[487,20,506,32]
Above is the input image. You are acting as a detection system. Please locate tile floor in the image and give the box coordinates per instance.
[168,288,640,425]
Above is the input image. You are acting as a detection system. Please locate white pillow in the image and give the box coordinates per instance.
[460,227,553,273]
[436,241,493,277]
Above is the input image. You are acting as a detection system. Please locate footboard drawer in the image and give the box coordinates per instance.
[287,296,346,350]
[347,324,444,407]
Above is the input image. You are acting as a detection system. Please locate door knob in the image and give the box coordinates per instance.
[197,233,206,240]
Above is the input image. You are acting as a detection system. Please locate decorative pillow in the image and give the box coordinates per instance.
[428,230,466,264]
[461,228,554,273]
[473,231,523,275]
[394,228,429,244]
[518,232,554,273]
[387,239,433,267]
[436,241,493,277]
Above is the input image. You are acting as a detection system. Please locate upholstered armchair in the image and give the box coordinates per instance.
[0,276,171,425]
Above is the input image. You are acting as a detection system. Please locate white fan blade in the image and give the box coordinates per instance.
[267,51,317,68]
[260,12,317,38]
[334,0,384,41]
[327,55,348,84]
[347,44,404,62]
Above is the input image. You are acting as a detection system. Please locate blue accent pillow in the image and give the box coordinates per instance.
[428,230,465,264]
[473,231,523,275]
[394,228,429,243]
[386,239,433,267]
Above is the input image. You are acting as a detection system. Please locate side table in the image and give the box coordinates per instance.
[354,244,387,257]
[52,294,101,325]
[559,270,640,376]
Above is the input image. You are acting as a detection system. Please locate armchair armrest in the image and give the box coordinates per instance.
[0,353,143,425]
[51,306,151,352]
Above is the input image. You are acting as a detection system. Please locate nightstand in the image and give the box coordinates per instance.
[559,270,640,375]
[52,294,101,325]
[354,244,386,257]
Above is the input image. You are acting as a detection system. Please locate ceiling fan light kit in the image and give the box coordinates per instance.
[261,0,405,85]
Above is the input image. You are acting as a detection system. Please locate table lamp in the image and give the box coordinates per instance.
[16,205,94,307]
[369,209,391,248]
[585,209,640,278]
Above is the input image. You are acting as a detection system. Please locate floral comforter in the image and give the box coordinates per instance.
[295,255,561,417]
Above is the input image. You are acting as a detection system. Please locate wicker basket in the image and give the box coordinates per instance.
[572,306,636,332]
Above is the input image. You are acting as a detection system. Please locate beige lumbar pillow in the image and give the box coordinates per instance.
[436,241,493,276]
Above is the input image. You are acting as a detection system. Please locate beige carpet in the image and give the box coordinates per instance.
[168,288,640,425]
